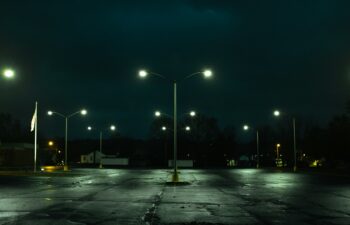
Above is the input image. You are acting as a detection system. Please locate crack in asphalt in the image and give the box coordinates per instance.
[2,170,350,225]
[0,172,153,225]
[142,189,164,225]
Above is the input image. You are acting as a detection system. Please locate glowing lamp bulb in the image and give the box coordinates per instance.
[155,111,161,117]
[139,70,148,78]
[203,70,212,78]
[3,69,15,78]
[274,110,280,117]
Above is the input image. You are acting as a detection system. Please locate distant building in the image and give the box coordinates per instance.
[80,151,129,166]
[81,151,105,164]
[0,143,35,167]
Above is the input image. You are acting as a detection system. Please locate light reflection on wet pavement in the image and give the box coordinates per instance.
[0,169,349,225]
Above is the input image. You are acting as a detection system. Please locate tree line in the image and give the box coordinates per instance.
[0,107,350,168]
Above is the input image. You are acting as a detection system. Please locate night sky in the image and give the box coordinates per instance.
[1,0,350,139]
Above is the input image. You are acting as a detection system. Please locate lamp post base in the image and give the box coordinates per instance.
[99,163,103,169]
[172,171,179,182]
[293,165,297,172]
[63,165,69,171]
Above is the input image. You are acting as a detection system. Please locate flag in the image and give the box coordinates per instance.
[31,102,38,172]
[31,104,37,132]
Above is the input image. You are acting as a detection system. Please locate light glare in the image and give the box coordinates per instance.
[203,70,212,78]
[110,125,116,131]
[162,126,167,131]
[81,109,87,115]
[3,69,15,78]
[185,126,191,131]
[155,111,161,117]
[190,111,196,117]
[47,111,53,116]
[243,125,249,130]
[274,110,280,117]
[139,70,148,78]
[87,126,92,130]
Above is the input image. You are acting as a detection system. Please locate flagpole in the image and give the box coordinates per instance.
[34,101,38,172]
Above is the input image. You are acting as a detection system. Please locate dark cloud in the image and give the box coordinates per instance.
[1,0,350,138]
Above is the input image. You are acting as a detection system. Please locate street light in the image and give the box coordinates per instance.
[87,124,116,168]
[47,140,61,164]
[139,69,212,182]
[242,124,260,168]
[203,70,213,78]
[138,70,148,78]
[2,68,15,79]
[273,109,297,172]
[161,126,191,132]
[276,143,281,159]
[155,110,195,136]
[154,110,195,119]
[155,111,161,117]
[47,109,87,171]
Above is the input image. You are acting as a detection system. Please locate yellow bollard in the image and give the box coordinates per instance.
[172,172,179,182]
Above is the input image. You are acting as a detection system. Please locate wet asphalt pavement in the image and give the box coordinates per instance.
[0,169,349,225]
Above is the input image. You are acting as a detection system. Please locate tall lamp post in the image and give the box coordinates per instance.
[276,143,281,159]
[139,69,212,182]
[243,124,260,168]
[273,110,297,172]
[48,109,87,171]
[87,124,116,168]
